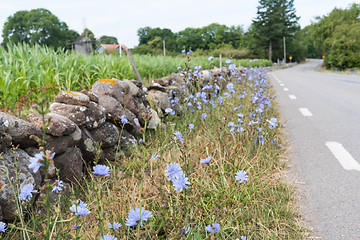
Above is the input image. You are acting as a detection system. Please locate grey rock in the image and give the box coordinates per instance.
[78,127,104,164]
[89,122,119,148]
[0,148,42,221]
[84,101,106,129]
[27,112,77,137]
[0,112,41,148]
[49,102,88,126]
[91,78,125,104]
[119,129,137,154]
[147,109,161,129]
[45,124,81,155]
[55,91,90,107]
[146,90,171,112]
[97,95,140,136]
[123,79,140,96]
[0,129,12,150]
[81,89,99,103]
[53,147,83,183]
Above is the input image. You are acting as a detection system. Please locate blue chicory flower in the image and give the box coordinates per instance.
[235,170,249,183]
[225,59,231,64]
[200,156,211,164]
[100,235,117,240]
[19,184,37,202]
[165,162,183,181]
[0,221,6,232]
[120,115,128,124]
[51,180,64,193]
[28,150,54,173]
[125,207,153,227]
[174,131,184,143]
[208,56,214,61]
[188,123,194,130]
[93,164,110,176]
[201,113,207,120]
[108,222,122,229]
[151,154,159,161]
[172,172,191,191]
[205,223,220,233]
[70,200,91,216]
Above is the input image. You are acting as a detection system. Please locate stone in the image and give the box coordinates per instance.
[146,90,171,112]
[97,95,125,121]
[119,129,137,154]
[89,122,119,148]
[81,89,99,103]
[55,91,90,107]
[78,127,104,164]
[0,112,42,148]
[49,102,88,126]
[97,95,140,136]
[0,129,12,150]
[0,148,42,221]
[150,77,169,87]
[27,112,77,137]
[91,78,125,105]
[124,94,140,116]
[123,79,140,96]
[147,82,167,92]
[84,101,106,129]
[53,147,83,183]
[45,124,81,155]
[147,109,161,129]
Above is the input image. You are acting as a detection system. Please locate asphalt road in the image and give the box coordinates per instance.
[268,59,360,239]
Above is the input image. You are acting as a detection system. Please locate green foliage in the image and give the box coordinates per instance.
[252,0,300,61]
[97,35,118,45]
[326,22,360,69]
[211,47,251,59]
[132,44,160,55]
[137,23,245,55]
[1,8,79,50]
[308,3,360,69]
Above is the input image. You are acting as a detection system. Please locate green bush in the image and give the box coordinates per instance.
[325,22,360,69]
[211,47,251,59]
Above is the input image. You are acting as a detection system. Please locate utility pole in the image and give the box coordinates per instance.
[283,36,286,64]
[163,40,166,56]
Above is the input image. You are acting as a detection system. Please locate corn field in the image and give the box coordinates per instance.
[0,44,272,110]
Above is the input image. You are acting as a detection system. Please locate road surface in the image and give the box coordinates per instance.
[268,59,360,239]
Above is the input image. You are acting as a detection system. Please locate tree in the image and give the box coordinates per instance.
[2,8,77,50]
[137,27,177,52]
[308,3,360,68]
[252,0,299,61]
[97,35,118,45]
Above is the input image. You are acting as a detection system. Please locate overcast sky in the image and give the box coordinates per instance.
[0,0,358,48]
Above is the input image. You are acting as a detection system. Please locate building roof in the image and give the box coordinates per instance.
[98,44,128,51]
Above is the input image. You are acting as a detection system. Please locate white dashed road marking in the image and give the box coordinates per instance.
[280,83,285,86]
[299,108,313,116]
[289,95,297,100]
[326,142,360,171]
[283,88,289,91]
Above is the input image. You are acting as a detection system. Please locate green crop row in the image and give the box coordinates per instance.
[0,44,272,110]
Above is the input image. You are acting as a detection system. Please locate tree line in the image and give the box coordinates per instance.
[1,2,359,69]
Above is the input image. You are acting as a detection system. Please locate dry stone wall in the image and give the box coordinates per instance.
[0,75,182,221]
[0,67,233,221]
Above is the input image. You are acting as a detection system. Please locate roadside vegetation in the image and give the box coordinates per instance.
[1,53,306,239]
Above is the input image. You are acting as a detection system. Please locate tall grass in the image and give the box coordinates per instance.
[0,44,272,111]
